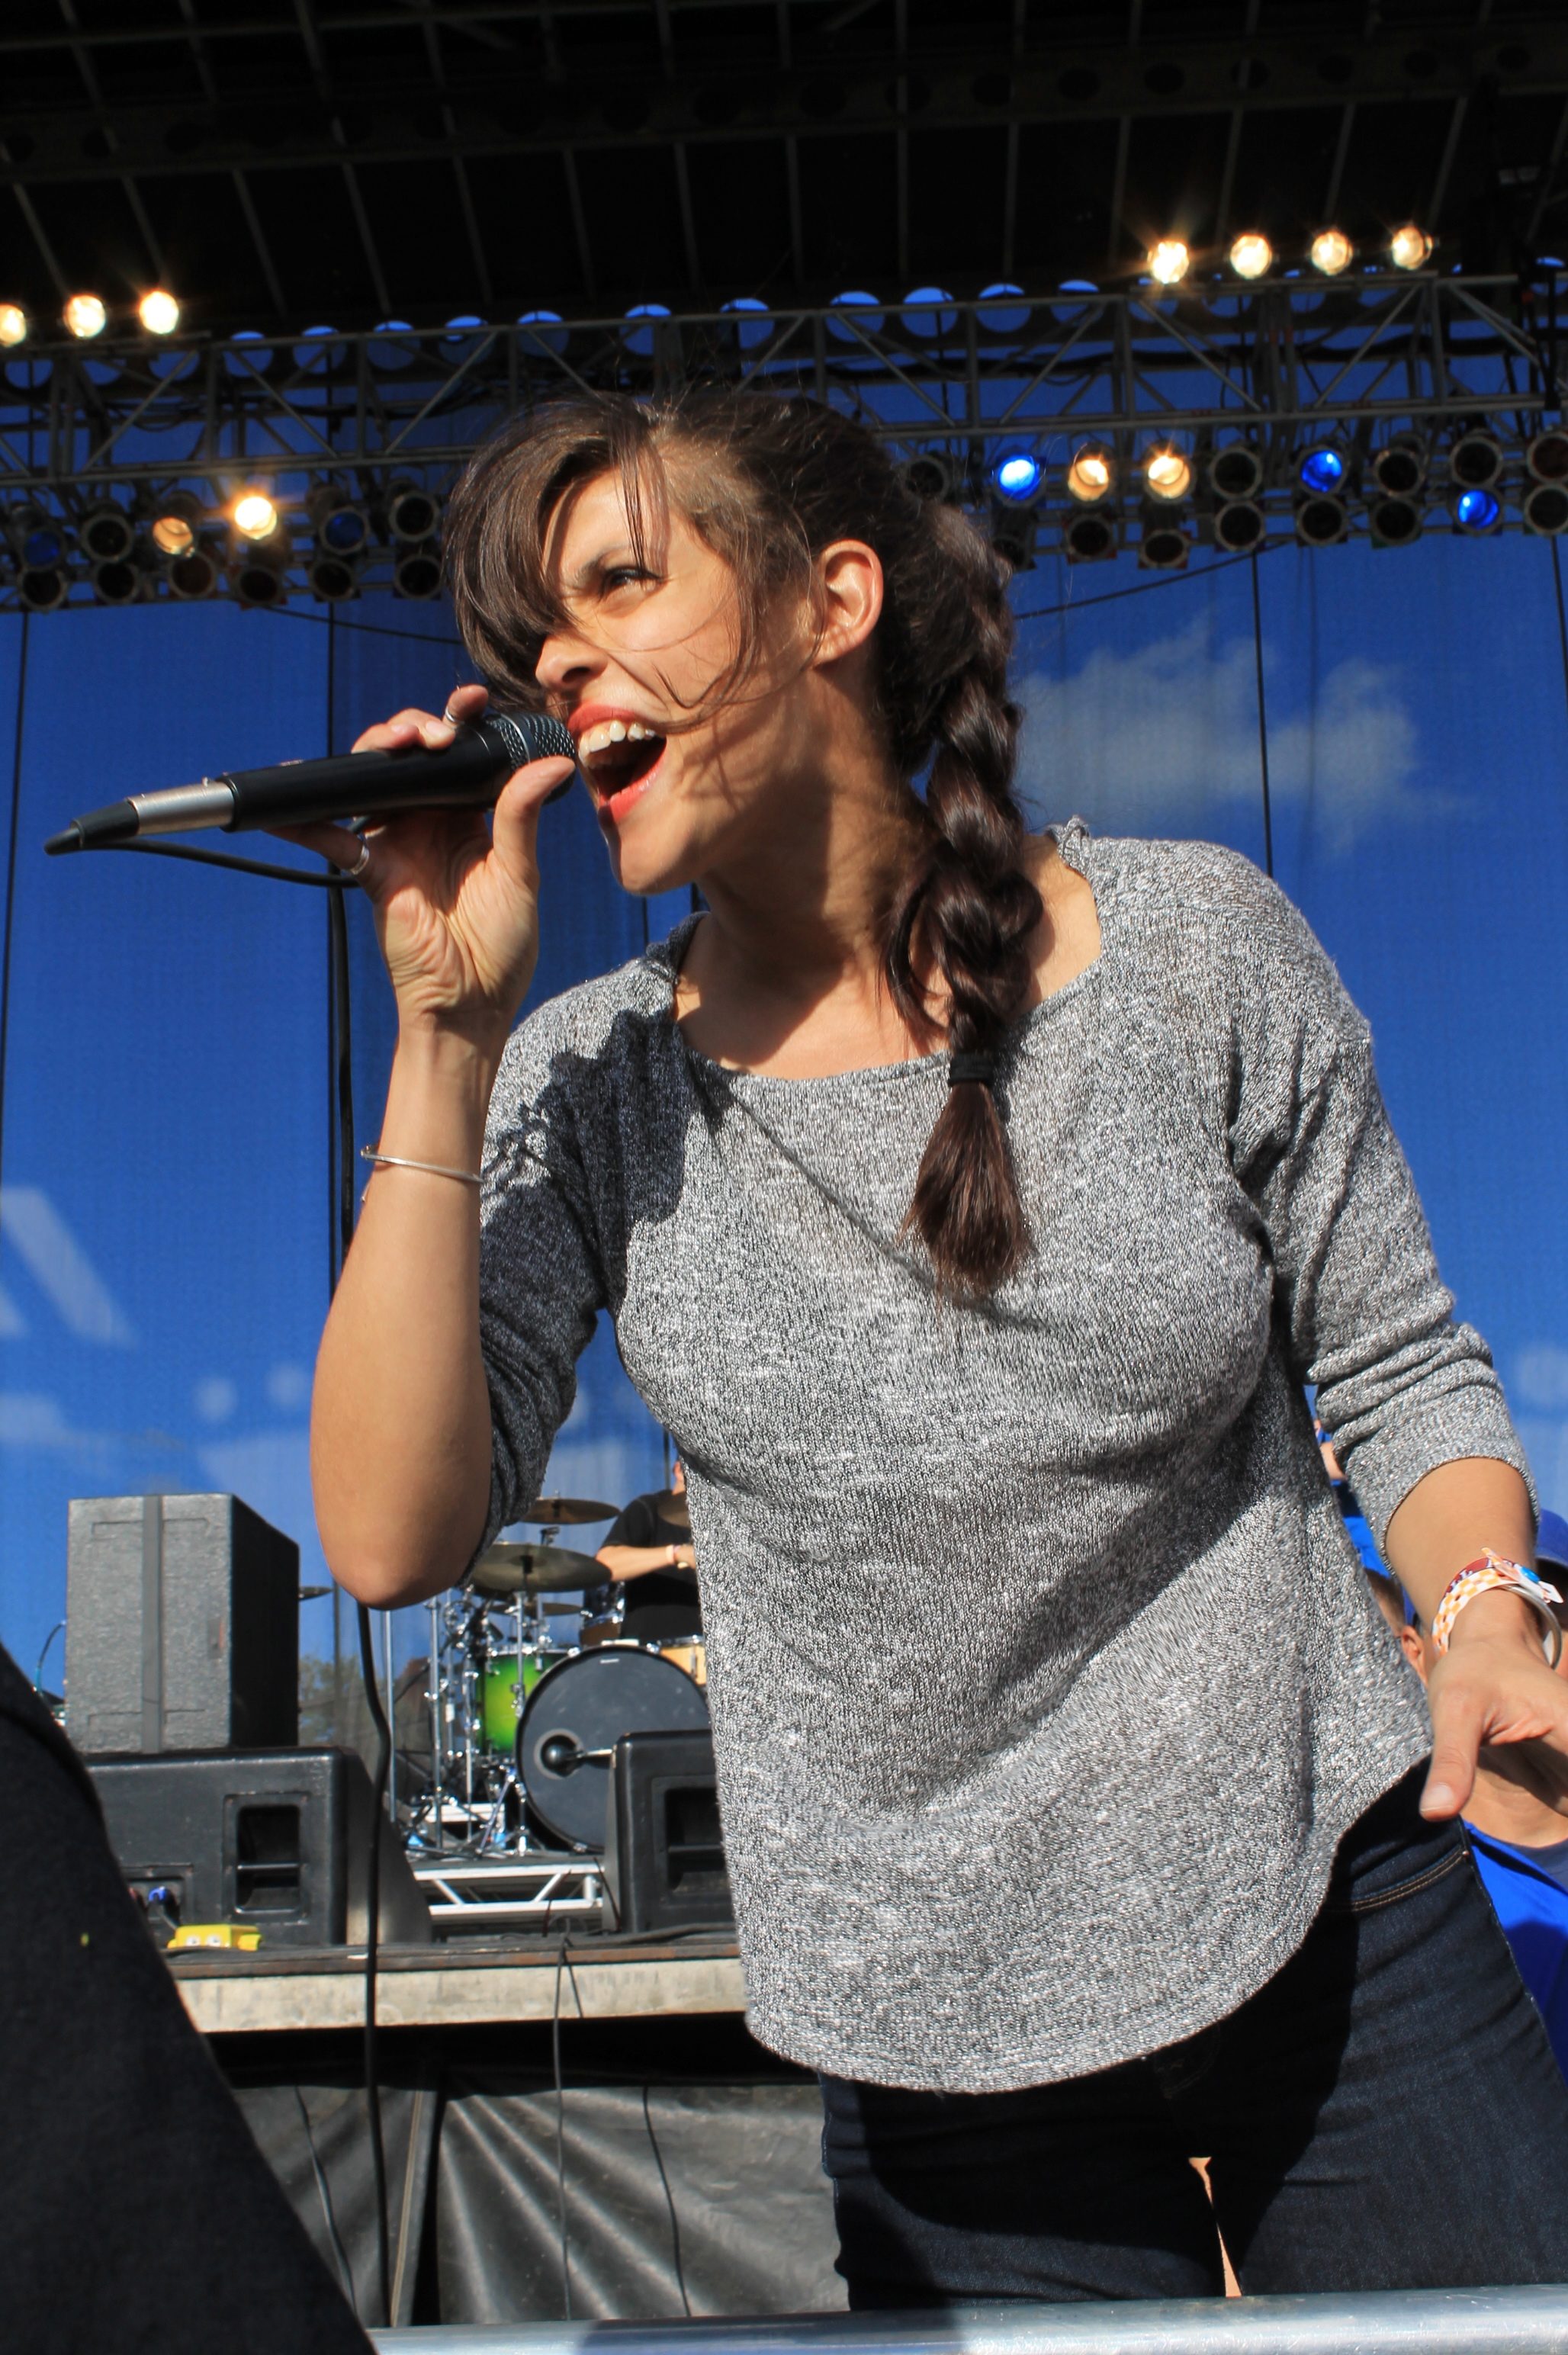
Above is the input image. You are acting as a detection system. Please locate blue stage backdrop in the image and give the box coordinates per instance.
[1,534,1566,1701]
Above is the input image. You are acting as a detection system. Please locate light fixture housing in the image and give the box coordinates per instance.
[989,512,1037,573]
[1213,500,1266,551]
[149,490,206,560]
[63,294,108,339]
[233,488,280,541]
[1147,239,1190,286]
[1139,514,1190,570]
[1063,509,1117,562]
[1298,444,1349,496]
[1309,230,1354,276]
[1390,224,1434,271]
[1451,486,1502,535]
[79,502,136,564]
[1449,430,1502,490]
[1295,493,1349,547]
[989,449,1045,505]
[900,452,959,503]
[1208,445,1264,501]
[1370,438,1427,497]
[394,543,443,599]
[1065,445,1116,503]
[1524,481,1568,536]
[137,289,180,336]
[1368,494,1424,548]
[387,481,440,544]
[1229,233,1273,281]
[0,303,27,348]
[1143,445,1193,503]
[1527,429,1568,484]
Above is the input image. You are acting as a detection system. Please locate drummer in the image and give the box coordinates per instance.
[587,1457,701,1646]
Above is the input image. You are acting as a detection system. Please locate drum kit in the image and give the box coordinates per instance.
[406,1494,708,1860]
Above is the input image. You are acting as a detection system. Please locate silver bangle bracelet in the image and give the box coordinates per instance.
[359,1144,481,1188]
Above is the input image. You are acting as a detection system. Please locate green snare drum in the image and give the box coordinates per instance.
[478,1649,569,1754]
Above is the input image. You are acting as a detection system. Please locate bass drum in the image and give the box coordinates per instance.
[518,1644,709,1852]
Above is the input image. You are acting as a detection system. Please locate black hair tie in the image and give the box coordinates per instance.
[949,1052,997,1089]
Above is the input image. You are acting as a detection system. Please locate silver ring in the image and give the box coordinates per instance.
[442,705,461,726]
[346,840,372,880]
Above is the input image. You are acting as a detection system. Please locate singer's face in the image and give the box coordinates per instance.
[532,468,832,898]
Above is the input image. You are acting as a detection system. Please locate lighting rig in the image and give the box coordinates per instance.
[3,233,1566,609]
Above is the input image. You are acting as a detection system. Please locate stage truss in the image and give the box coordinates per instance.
[2,268,1566,608]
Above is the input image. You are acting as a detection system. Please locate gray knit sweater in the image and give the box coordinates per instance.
[476,820,1529,2091]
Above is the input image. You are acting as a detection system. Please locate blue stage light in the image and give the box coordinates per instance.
[1299,445,1346,493]
[992,451,1043,503]
[1454,487,1501,532]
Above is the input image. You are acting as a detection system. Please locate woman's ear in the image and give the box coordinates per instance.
[810,539,884,669]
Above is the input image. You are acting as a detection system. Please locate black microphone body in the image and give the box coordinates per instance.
[43,712,577,856]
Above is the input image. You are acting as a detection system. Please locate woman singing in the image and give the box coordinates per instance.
[306,390,1568,2300]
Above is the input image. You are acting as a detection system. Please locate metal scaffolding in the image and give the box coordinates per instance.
[3,268,1566,608]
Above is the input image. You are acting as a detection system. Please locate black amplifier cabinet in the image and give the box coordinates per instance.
[67,1492,298,1755]
[602,1728,734,1936]
[88,1749,432,1949]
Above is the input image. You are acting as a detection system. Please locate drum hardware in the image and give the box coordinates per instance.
[519,1496,619,1525]
[469,1539,604,1597]
[518,1647,710,1852]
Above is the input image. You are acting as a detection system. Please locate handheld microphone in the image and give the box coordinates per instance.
[43,711,577,856]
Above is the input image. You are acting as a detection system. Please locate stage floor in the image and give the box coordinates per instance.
[169,1932,746,2034]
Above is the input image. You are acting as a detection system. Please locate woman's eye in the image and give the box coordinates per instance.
[602,567,655,593]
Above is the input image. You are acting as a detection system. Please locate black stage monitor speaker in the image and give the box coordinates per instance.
[602,1728,734,1936]
[88,1748,432,1949]
[67,1492,299,1754]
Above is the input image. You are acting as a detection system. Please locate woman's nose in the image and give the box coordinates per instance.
[535,628,602,697]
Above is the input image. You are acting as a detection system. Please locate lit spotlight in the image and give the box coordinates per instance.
[1147,239,1190,286]
[0,304,27,348]
[63,293,107,339]
[1298,445,1348,495]
[1066,445,1115,503]
[1310,230,1354,277]
[1453,487,1501,534]
[1229,233,1273,281]
[233,488,279,541]
[1390,224,1433,271]
[153,512,194,557]
[1143,446,1192,503]
[991,450,1044,504]
[137,288,180,336]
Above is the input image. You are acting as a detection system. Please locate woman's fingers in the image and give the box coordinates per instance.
[1422,1681,1483,1819]
[1422,1638,1568,1818]
[272,818,371,872]
[351,705,461,757]
[490,756,578,879]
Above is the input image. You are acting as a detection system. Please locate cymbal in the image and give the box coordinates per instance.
[470,1540,605,1597]
[521,1495,619,1526]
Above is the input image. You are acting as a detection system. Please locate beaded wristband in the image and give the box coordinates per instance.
[1430,1549,1565,1669]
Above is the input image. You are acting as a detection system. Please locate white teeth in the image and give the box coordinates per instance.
[577,718,662,757]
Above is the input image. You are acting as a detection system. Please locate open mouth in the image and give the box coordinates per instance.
[575,718,667,811]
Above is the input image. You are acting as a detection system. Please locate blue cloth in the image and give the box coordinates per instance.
[1468,1826,1568,2081]
[1341,1510,1384,1575]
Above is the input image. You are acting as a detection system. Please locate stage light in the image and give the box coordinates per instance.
[1147,240,1190,286]
[1390,224,1433,271]
[1527,429,1568,484]
[394,545,442,599]
[991,450,1044,504]
[137,289,180,336]
[11,507,67,567]
[91,558,141,606]
[149,490,204,559]
[232,528,291,605]
[1525,482,1568,535]
[1229,234,1272,281]
[79,503,135,563]
[1208,445,1264,501]
[63,294,107,339]
[1449,429,1502,490]
[1310,230,1354,277]
[233,488,279,541]
[990,513,1036,573]
[310,484,370,555]
[1370,438,1426,496]
[387,481,440,543]
[1368,495,1424,548]
[0,304,27,348]
[1066,445,1115,503]
[1213,501,1265,551]
[1139,517,1190,570]
[1453,486,1501,534]
[1063,509,1117,561]
[1295,494,1348,546]
[901,452,959,503]
[307,550,359,602]
[1298,445,1347,495]
[166,548,218,600]
[1143,446,1192,503]
[18,564,69,612]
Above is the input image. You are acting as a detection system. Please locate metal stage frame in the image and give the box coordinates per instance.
[3,268,1567,606]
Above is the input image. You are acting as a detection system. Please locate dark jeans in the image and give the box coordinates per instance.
[821,1765,1568,2303]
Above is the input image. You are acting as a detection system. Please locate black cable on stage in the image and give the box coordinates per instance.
[1014,535,1287,624]
[0,612,31,1217]
[552,1938,574,2321]
[98,838,352,888]
[641,2084,692,2316]
[1249,551,1274,879]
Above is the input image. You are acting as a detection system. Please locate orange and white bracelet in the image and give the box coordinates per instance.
[1430,1549,1565,1668]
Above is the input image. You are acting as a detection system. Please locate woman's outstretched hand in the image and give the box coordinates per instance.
[1421,1595,1568,1818]
[279,682,576,1046]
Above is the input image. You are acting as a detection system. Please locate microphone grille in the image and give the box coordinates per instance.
[490,712,576,767]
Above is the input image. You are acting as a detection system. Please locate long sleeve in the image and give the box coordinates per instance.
[1226,876,1533,1548]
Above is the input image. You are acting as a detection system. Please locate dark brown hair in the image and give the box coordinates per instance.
[445,388,1042,1301]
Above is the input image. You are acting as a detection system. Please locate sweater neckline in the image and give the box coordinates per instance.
[650,816,1109,1092]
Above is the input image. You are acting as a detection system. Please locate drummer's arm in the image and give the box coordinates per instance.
[595,1543,698,1582]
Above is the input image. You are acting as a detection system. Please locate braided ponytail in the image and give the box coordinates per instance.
[445,387,1043,1302]
[882,506,1041,1300]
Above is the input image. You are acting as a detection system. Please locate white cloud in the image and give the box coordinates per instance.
[1513,1344,1568,1413]
[198,1430,315,1556]
[194,1375,238,1424]
[0,1186,135,1345]
[266,1361,311,1413]
[1014,617,1462,853]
